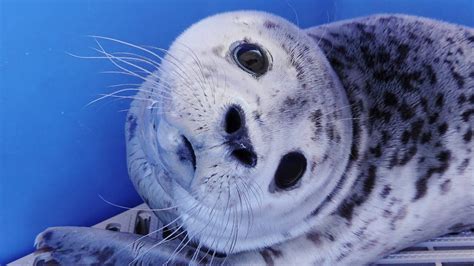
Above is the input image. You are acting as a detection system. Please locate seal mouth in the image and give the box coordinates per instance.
[180,136,196,171]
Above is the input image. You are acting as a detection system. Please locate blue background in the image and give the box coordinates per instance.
[0,0,472,263]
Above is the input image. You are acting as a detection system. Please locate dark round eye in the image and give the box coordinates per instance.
[232,43,269,77]
[274,152,307,189]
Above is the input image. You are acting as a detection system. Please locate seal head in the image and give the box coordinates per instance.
[129,11,353,253]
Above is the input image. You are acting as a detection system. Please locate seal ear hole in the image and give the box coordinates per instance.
[274,152,307,189]
[225,105,244,134]
[232,42,269,77]
[232,148,257,167]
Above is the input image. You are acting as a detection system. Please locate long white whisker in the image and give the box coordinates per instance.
[98,194,181,212]
[86,88,168,107]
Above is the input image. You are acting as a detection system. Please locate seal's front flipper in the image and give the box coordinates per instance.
[34,226,205,265]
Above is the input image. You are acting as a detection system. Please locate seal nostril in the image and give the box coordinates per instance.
[232,148,257,167]
[274,152,307,189]
[225,105,243,134]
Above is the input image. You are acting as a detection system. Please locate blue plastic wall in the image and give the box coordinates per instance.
[0,0,472,263]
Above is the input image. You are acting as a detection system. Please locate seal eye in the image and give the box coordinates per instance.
[274,152,307,189]
[232,43,269,77]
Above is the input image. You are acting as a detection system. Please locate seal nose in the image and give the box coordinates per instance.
[223,105,257,167]
[231,147,257,167]
[224,105,243,134]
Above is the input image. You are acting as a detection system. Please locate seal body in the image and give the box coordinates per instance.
[35,12,473,265]
[126,13,474,264]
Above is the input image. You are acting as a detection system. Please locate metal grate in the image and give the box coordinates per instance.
[9,204,474,265]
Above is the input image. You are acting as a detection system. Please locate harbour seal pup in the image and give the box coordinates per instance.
[35,11,474,265]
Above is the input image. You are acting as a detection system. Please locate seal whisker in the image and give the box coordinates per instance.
[203,176,234,264]
[107,85,174,100]
[84,49,199,111]
[97,93,157,104]
[115,189,206,260]
[89,40,200,106]
[219,183,237,265]
[92,46,162,81]
[166,196,225,264]
[228,178,243,256]
[96,53,160,73]
[237,173,264,206]
[128,205,202,265]
[163,208,202,264]
[173,42,216,101]
[68,52,162,87]
[111,51,162,69]
[188,201,220,265]
[236,177,254,238]
[114,203,197,260]
[89,46,161,90]
[98,194,182,212]
[239,177,260,220]
[107,83,143,88]
[164,186,225,264]
[174,180,230,262]
[143,44,201,86]
[146,44,214,110]
[88,35,188,79]
[86,88,170,107]
[189,242,203,265]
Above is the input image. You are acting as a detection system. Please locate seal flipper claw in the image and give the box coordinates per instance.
[34,226,204,265]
